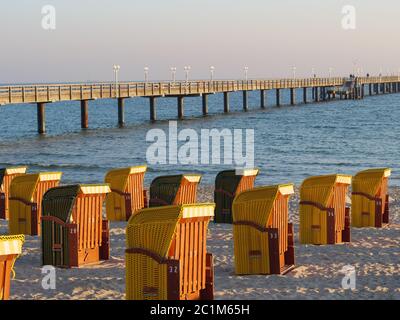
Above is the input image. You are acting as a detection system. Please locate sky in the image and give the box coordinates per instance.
[0,0,399,83]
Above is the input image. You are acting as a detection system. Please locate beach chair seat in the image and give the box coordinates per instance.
[41,184,111,268]
[126,203,215,300]
[352,168,391,228]
[8,172,62,236]
[0,235,24,300]
[0,167,28,220]
[149,174,201,207]
[105,166,147,221]
[300,174,352,245]
[232,184,295,275]
[214,169,259,223]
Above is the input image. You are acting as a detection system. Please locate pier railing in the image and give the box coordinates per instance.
[1,76,389,106]
[1,76,398,106]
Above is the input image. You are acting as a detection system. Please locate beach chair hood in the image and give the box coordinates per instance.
[105,166,147,193]
[352,168,391,197]
[233,184,294,228]
[300,174,352,208]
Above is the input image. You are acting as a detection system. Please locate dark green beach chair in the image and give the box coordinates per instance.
[149,174,201,207]
[41,184,111,268]
[214,169,259,223]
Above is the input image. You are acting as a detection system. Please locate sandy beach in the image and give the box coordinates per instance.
[1,185,399,300]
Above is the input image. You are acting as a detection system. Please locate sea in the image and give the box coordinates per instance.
[0,88,398,187]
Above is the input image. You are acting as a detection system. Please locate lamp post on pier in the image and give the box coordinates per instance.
[210,66,215,81]
[170,67,177,83]
[184,66,191,83]
[144,66,149,84]
[113,64,120,98]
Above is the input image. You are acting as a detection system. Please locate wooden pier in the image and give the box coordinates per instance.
[0,76,399,134]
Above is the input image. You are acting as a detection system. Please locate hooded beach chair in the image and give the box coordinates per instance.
[0,166,28,220]
[0,235,24,300]
[232,184,295,275]
[8,172,62,236]
[214,168,259,223]
[41,184,111,268]
[125,203,215,300]
[299,174,352,245]
[352,168,391,228]
[105,165,147,221]
[149,174,201,208]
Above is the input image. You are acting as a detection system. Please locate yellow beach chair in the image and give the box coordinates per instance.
[105,166,147,221]
[149,174,201,207]
[8,172,62,236]
[352,168,391,228]
[0,235,24,300]
[299,174,352,245]
[126,203,215,300]
[0,166,28,220]
[232,184,295,275]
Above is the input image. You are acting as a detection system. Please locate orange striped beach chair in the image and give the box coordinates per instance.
[41,184,111,267]
[105,165,147,221]
[0,235,24,300]
[149,174,201,207]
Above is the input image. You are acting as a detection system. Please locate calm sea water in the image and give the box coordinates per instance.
[0,89,398,186]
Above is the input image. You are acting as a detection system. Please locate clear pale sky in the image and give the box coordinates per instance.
[1,0,399,83]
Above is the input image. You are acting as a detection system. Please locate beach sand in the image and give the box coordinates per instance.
[1,185,399,300]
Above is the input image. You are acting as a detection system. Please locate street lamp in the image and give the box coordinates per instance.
[144,66,149,83]
[311,67,315,78]
[292,66,296,79]
[244,66,249,81]
[210,66,215,81]
[170,67,177,83]
[329,67,333,78]
[184,66,191,82]
[113,64,120,98]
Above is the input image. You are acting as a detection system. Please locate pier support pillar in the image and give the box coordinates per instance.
[202,94,208,116]
[224,92,230,113]
[303,87,307,104]
[369,84,372,96]
[118,97,125,127]
[80,100,89,129]
[243,91,248,111]
[314,87,319,102]
[150,97,157,121]
[321,87,326,101]
[260,90,266,108]
[37,102,46,134]
[177,96,184,119]
[290,88,296,105]
[375,83,379,95]
[276,89,281,106]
